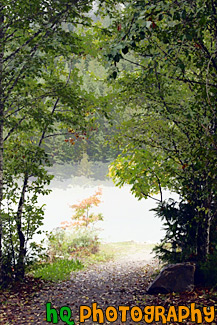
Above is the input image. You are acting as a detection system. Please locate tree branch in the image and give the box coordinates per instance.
[4,117,25,142]
[140,191,162,202]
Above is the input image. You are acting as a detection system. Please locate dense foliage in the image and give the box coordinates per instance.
[0,0,120,284]
[104,0,217,263]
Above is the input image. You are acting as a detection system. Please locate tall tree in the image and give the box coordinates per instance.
[0,0,118,283]
[103,0,217,261]
[2,55,96,280]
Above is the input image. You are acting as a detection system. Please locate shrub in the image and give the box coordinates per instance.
[195,251,217,287]
[47,228,100,261]
[46,190,103,264]
[152,199,198,263]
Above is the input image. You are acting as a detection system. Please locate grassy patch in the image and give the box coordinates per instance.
[99,241,155,259]
[30,241,156,282]
[73,241,155,266]
[31,259,84,282]
[81,247,114,266]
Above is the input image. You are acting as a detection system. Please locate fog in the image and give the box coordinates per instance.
[37,171,178,244]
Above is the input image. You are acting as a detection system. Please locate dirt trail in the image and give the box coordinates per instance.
[34,247,157,324]
[2,245,159,324]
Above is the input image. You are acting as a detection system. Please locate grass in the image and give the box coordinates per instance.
[82,241,155,266]
[31,259,84,282]
[99,241,155,259]
[30,241,156,282]
[81,247,114,266]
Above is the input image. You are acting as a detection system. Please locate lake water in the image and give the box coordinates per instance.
[37,176,178,244]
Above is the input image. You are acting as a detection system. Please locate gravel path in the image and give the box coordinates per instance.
[68,255,157,324]
[2,249,160,324]
[32,251,157,324]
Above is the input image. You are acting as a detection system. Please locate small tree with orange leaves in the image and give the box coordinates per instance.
[61,188,103,230]
[55,188,104,259]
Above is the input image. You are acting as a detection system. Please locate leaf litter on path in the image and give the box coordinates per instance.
[0,247,217,324]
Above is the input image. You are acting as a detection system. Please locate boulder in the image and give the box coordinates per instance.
[147,262,196,294]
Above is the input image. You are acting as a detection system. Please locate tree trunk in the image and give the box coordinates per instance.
[196,210,212,261]
[15,174,28,280]
[0,7,4,284]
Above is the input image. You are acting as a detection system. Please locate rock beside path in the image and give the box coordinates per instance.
[147,262,196,294]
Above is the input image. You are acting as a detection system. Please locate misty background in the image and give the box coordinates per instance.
[37,162,178,244]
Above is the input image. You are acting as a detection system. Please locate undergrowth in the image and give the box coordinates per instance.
[31,259,83,282]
